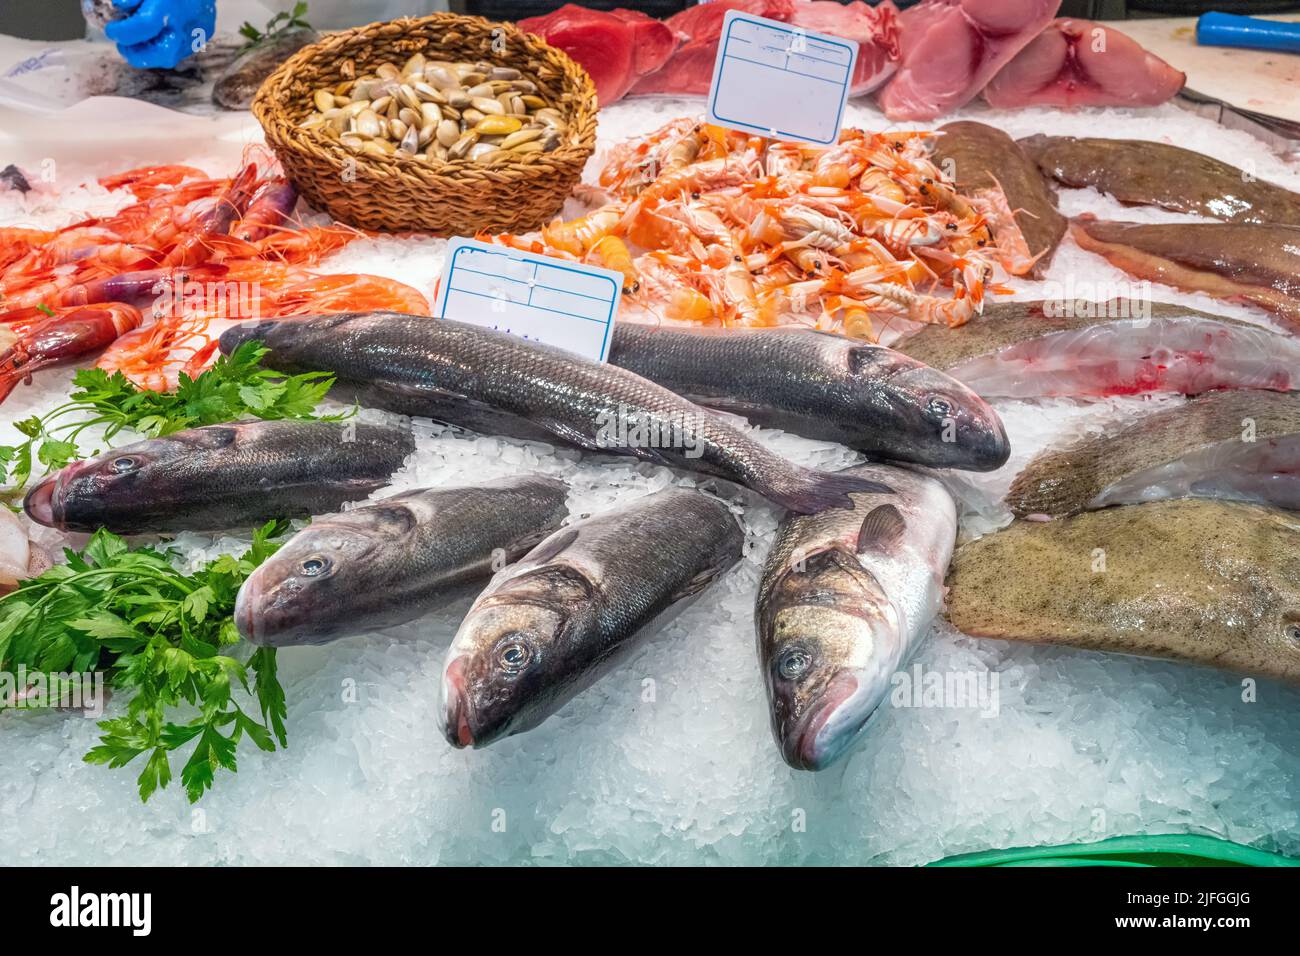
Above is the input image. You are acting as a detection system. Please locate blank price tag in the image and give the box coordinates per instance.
[433,238,622,362]
[706,10,857,146]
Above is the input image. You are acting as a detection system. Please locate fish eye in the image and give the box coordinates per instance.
[110,456,138,474]
[778,647,812,681]
[1285,622,1300,644]
[496,639,532,673]
[300,556,329,577]
[926,396,953,420]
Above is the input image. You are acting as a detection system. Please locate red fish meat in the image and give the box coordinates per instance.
[519,5,678,106]
[984,19,1185,109]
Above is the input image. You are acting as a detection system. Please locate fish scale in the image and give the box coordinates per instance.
[23,420,413,535]
[219,312,889,513]
[439,488,744,748]
[756,464,957,771]
[235,475,570,647]
[609,322,1009,471]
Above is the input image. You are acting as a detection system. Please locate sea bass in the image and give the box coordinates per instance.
[608,323,1010,471]
[894,299,1300,399]
[439,488,743,748]
[1020,135,1300,225]
[946,500,1300,684]
[1070,218,1300,329]
[219,313,889,514]
[1007,390,1300,517]
[756,465,957,771]
[234,475,570,647]
[23,420,413,534]
[931,121,1066,277]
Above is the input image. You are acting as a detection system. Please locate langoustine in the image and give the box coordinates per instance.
[491,118,999,342]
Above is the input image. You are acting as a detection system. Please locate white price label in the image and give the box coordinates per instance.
[706,10,857,146]
[433,238,622,362]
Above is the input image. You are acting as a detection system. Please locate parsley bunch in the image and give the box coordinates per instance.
[0,340,341,492]
[0,522,289,803]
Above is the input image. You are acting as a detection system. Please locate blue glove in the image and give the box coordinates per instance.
[106,0,217,70]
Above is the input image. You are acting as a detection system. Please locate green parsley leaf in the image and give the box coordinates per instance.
[0,525,289,803]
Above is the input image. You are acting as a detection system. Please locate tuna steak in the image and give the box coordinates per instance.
[519,5,678,105]
[876,0,1061,121]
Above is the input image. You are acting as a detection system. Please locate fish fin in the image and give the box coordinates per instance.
[856,504,906,554]
[846,345,889,377]
[695,396,768,420]
[526,528,579,564]
[671,561,727,603]
[373,378,469,404]
[762,467,893,516]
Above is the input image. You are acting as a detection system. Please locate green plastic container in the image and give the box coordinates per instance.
[929,834,1300,868]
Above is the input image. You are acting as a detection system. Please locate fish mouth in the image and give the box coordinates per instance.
[782,669,882,772]
[23,473,63,529]
[971,412,1012,471]
[439,655,476,749]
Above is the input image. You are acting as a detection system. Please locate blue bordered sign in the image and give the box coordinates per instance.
[433,238,622,363]
[707,10,858,146]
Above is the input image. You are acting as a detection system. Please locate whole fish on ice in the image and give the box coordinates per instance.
[1020,135,1300,225]
[1070,218,1300,329]
[894,299,1300,399]
[931,121,1066,276]
[1007,390,1300,517]
[439,488,743,748]
[24,420,413,534]
[608,323,1009,471]
[756,465,957,771]
[946,500,1300,684]
[235,476,570,647]
[219,313,891,514]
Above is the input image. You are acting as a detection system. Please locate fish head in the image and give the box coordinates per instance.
[759,548,901,771]
[23,433,207,532]
[440,565,593,749]
[891,361,1010,471]
[234,504,414,647]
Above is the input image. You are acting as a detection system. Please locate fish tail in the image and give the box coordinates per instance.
[762,466,893,515]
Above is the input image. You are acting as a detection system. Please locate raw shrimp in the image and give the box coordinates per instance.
[95,314,224,392]
[268,273,431,316]
[0,303,143,402]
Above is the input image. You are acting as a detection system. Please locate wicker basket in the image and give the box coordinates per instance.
[252,14,598,235]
